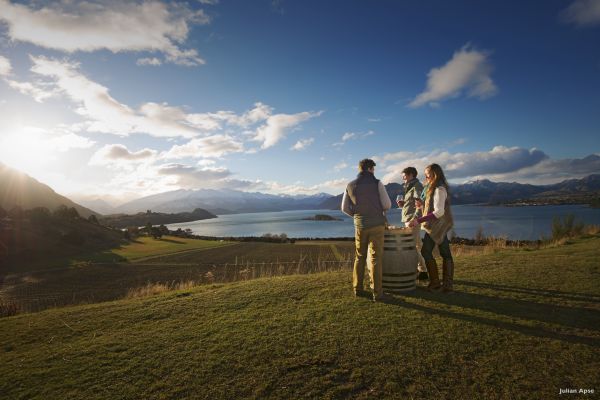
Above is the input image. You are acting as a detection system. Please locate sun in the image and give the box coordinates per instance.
[0,126,58,176]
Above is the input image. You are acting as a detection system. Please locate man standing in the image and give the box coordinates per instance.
[396,166,427,280]
[342,158,392,302]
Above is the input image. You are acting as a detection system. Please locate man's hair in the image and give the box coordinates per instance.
[402,166,418,177]
[358,158,376,171]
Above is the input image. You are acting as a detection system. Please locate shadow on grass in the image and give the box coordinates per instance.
[383,290,600,347]
[455,280,600,302]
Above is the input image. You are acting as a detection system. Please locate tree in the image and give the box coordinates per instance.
[150,226,163,239]
[145,222,153,235]
[28,207,51,224]
[8,206,23,220]
[53,205,70,219]
[88,214,99,224]
[67,207,80,219]
[159,224,169,235]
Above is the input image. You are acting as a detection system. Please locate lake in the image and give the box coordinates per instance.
[168,204,600,240]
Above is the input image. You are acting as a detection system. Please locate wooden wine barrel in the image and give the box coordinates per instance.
[368,227,418,293]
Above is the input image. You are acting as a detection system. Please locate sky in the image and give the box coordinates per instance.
[0,0,599,204]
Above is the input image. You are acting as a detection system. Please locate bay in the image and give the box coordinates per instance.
[167,204,600,240]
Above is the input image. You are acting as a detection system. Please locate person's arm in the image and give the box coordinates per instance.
[378,181,392,211]
[411,187,447,225]
[341,190,354,217]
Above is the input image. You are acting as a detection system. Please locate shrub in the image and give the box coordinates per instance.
[0,301,19,318]
[474,226,486,244]
[551,214,584,241]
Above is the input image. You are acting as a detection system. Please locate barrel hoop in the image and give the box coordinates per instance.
[383,247,398,251]
[401,246,416,250]
[383,280,417,286]
[383,273,416,279]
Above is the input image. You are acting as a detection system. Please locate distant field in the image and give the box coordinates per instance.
[1,239,355,313]
[110,236,234,261]
[141,241,355,264]
[1,235,599,399]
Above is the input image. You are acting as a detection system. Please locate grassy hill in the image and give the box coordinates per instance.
[0,163,98,218]
[1,236,599,399]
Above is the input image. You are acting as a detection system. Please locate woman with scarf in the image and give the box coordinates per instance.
[408,163,454,293]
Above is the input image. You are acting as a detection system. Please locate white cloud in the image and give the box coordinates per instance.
[561,0,600,27]
[136,57,162,66]
[0,0,209,66]
[89,144,158,166]
[342,132,356,141]
[334,162,348,172]
[7,56,322,148]
[481,154,600,184]
[291,137,314,151]
[48,132,96,152]
[29,56,200,138]
[163,134,244,159]
[5,79,57,102]
[409,44,498,108]
[157,163,232,186]
[380,146,548,183]
[334,130,375,147]
[0,55,11,75]
[253,110,322,149]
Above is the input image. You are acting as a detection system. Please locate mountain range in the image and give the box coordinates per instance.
[109,189,334,215]
[317,175,600,210]
[2,162,599,217]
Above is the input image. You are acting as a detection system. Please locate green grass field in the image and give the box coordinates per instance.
[1,235,599,399]
[1,238,355,312]
[99,235,235,262]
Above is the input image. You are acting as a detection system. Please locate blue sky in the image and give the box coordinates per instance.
[0,0,599,204]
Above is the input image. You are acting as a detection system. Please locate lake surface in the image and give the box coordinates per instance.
[168,204,600,240]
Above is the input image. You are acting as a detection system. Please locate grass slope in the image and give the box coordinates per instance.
[1,237,599,399]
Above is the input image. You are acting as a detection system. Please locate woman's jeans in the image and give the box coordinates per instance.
[421,232,453,263]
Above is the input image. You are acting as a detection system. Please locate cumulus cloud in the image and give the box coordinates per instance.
[290,137,314,151]
[333,130,375,147]
[342,132,356,141]
[0,55,11,75]
[0,0,209,66]
[380,146,549,183]
[409,44,497,108]
[481,154,600,184]
[29,56,199,137]
[157,163,232,186]
[334,162,349,172]
[561,0,600,27]
[0,54,57,101]
[90,144,158,166]
[253,110,322,149]
[6,55,322,148]
[163,134,244,159]
[136,57,162,66]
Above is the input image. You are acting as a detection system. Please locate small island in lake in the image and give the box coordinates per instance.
[303,214,342,221]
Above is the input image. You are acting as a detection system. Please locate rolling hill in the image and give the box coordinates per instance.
[0,163,99,218]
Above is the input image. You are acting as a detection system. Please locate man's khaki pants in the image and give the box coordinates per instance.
[353,224,385,296]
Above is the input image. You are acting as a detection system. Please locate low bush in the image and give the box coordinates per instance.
[0,301,19,318]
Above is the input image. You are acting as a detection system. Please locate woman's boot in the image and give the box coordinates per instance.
[425,259,441,291]
[442,259,454,293]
